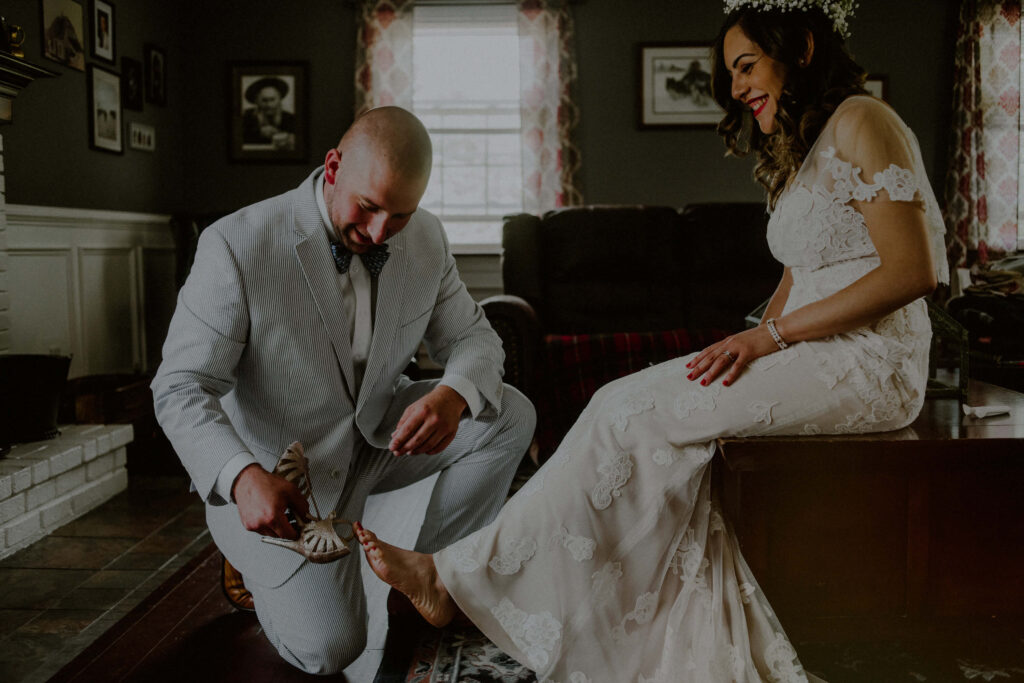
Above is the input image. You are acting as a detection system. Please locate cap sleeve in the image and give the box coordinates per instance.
[812,95,949,284]
[828,96,924,203]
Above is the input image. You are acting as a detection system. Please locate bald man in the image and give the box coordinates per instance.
[152,107,535,674]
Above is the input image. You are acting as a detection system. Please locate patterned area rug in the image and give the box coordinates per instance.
[391,622,1024,683]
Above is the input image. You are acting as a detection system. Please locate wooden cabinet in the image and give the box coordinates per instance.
[716,380,1024,640]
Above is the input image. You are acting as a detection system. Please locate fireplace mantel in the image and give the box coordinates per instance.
[0,51,58,123]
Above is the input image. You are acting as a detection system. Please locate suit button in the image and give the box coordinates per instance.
[330,469,340,479]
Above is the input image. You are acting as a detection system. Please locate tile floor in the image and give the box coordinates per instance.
[0,474,211,683]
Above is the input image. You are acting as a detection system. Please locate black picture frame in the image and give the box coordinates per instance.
[90,0,114,63]
[638,42,723,129]
[121,56,143,111]
[865,73,889,101]
[228,61,309,164]
[41,0,86,71]
[88,63,123,154]
[144,43,166,106]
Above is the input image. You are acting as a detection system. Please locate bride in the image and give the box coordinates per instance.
[355,0,948,680]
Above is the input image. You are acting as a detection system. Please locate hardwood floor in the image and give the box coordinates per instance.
[0,471,436,682]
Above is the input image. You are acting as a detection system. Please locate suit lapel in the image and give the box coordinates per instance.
[358,236,409,410]
[292,172,357,402]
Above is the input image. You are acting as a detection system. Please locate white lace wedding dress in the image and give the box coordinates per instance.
[434,96,950,683]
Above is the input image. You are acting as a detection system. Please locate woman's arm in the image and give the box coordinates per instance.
[688,201,936,386]
[771,201,937,343]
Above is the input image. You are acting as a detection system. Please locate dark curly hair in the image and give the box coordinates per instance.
[711,8,868,208]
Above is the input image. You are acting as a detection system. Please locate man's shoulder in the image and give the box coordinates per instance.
[208,174,315,243]
[403,208,446,246]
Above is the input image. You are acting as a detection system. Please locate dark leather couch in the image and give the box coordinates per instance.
[481,203,782,461]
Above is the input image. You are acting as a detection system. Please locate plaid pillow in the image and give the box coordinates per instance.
[534,328,729,461]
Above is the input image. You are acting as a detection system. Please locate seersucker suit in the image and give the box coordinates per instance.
[152,168,535,673]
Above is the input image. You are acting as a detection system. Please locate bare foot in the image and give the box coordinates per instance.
[353,522,457,628]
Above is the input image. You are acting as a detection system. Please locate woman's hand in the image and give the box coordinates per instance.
[686,325,779,387]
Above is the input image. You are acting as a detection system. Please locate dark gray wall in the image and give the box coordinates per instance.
[2,0,957,214]
[4,0,188,213]
[572,0,959,206]
[179,1,356,214]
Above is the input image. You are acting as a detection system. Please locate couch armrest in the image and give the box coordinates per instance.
[481,294,542,402]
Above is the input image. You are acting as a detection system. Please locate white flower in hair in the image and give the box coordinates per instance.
[723,0,858,39]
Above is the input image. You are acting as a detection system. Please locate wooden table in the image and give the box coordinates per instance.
[716,380,1024,640]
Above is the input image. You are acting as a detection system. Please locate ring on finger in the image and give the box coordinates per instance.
[721,349,736,361]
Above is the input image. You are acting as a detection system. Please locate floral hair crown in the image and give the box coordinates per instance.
[723,0,857,39]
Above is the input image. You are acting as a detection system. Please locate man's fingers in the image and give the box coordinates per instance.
[400,421,438,455]
[390,410,426,452]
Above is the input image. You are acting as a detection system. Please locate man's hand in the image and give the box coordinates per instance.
[232,464,310,539]
[389,385,468,456]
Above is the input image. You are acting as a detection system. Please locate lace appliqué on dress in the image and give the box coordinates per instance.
[764,631,808,683]
[674,383,721,420]
[749,346,799,372]
[550,526,596,562]
[608,388,656,431]
[653,443,714,468]
[748,400,779,425]
[490,597,562,671]
[488,538,538,575]
[591,450,633,510]
[445,535,482,573]
[591,561,623,604]
[610,591,658,644]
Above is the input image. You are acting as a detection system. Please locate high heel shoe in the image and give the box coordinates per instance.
[259,441,355,563]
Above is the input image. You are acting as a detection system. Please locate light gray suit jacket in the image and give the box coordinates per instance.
[152,169,505,587]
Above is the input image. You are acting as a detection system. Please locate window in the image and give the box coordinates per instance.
[412,4,522,246]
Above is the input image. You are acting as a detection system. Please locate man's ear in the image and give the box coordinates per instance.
[324,148,341,184]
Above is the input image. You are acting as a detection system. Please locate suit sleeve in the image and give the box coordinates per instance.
[421,221,506,417]
[150,226,255,504]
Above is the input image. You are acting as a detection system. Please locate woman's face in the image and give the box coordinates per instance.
[722,24,788,134]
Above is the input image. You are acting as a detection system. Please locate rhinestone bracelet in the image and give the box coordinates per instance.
[765,318,788,350]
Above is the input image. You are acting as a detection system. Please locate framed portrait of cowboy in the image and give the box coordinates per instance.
[228,61,309,163]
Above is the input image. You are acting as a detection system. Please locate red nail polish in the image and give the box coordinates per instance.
[701,379,707,386]
[723,380,731,386]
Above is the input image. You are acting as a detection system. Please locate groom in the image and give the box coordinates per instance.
[152,107,535,674]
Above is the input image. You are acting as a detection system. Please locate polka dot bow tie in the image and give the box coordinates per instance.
[329,242,390,277]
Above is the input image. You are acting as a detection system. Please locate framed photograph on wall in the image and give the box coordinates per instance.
[90,0,114,63]
[41,0,86,71]
[638,43,723,128]
[128,122,155,152]
[88,64,123,154]
[228,61,308,163]
[121,56,143,110]
[144,43,167,106]
[865,74,889,101]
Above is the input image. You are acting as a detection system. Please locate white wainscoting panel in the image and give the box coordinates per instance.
[7,249,76,366]
[80,248,138,375]
[5,205,174,378]
[5,205,503,379]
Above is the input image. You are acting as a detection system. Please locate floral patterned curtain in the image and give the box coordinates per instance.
[517,0,583,212]
[354,0,414,114]
[354,0,583,214]
[944,0,1021,266]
